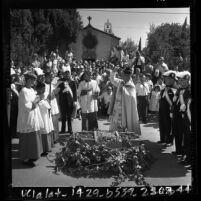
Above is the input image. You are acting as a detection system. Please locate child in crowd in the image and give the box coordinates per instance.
[36,82,54,155]
[149,85,161,116]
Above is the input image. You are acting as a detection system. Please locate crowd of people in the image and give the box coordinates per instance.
[8,48,191,168]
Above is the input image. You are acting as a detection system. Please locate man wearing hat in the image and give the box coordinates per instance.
[156,57,169,74]
[176,71,191,165]
[158,70,177,144]
[108,66,141,134]
[56,67,77,134]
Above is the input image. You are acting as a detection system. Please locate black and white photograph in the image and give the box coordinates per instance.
[3,1,197,199]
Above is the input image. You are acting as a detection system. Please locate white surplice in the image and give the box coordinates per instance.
[77,80,100,113]
[17,87,44,133]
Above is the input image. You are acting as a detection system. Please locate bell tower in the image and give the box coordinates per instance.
[104,19,113,34]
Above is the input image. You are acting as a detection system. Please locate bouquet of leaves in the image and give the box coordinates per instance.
[54,133,153,186]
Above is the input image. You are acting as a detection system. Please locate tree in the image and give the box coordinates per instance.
[10,9,34,64]
[10,9,83,65]
[120,37,138,54]
[44,9,83,56]
[146,22,190,70]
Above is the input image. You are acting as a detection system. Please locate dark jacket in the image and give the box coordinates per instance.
[58,79,77,107]
[159,87,174,113]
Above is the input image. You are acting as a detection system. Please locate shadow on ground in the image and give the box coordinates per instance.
[140,140,189,178]
[12,143,35,169]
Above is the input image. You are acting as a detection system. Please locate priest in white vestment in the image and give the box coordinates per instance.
[108,67,141,135]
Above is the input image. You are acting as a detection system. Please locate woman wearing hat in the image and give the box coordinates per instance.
[108,66,141,134]
[17,72,44,167]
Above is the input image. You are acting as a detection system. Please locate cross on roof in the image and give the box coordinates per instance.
[87,16,92,25]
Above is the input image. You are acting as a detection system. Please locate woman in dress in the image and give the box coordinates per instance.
[17,72,44,167]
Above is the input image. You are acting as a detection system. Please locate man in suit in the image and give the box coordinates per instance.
[158,70,177,144]
[57,67,77,134]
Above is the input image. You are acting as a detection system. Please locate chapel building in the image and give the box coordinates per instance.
[70,17,121,61]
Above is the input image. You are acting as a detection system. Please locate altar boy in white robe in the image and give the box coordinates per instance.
[36,82,54,154]
[17,72,44,167]
[108,66,141,134]
[44,72,60,143]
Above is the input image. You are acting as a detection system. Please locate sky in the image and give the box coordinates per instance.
[77,8,190,49]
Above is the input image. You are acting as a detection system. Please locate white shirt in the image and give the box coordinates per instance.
[136,82,149,96]
[77,80,100,113]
